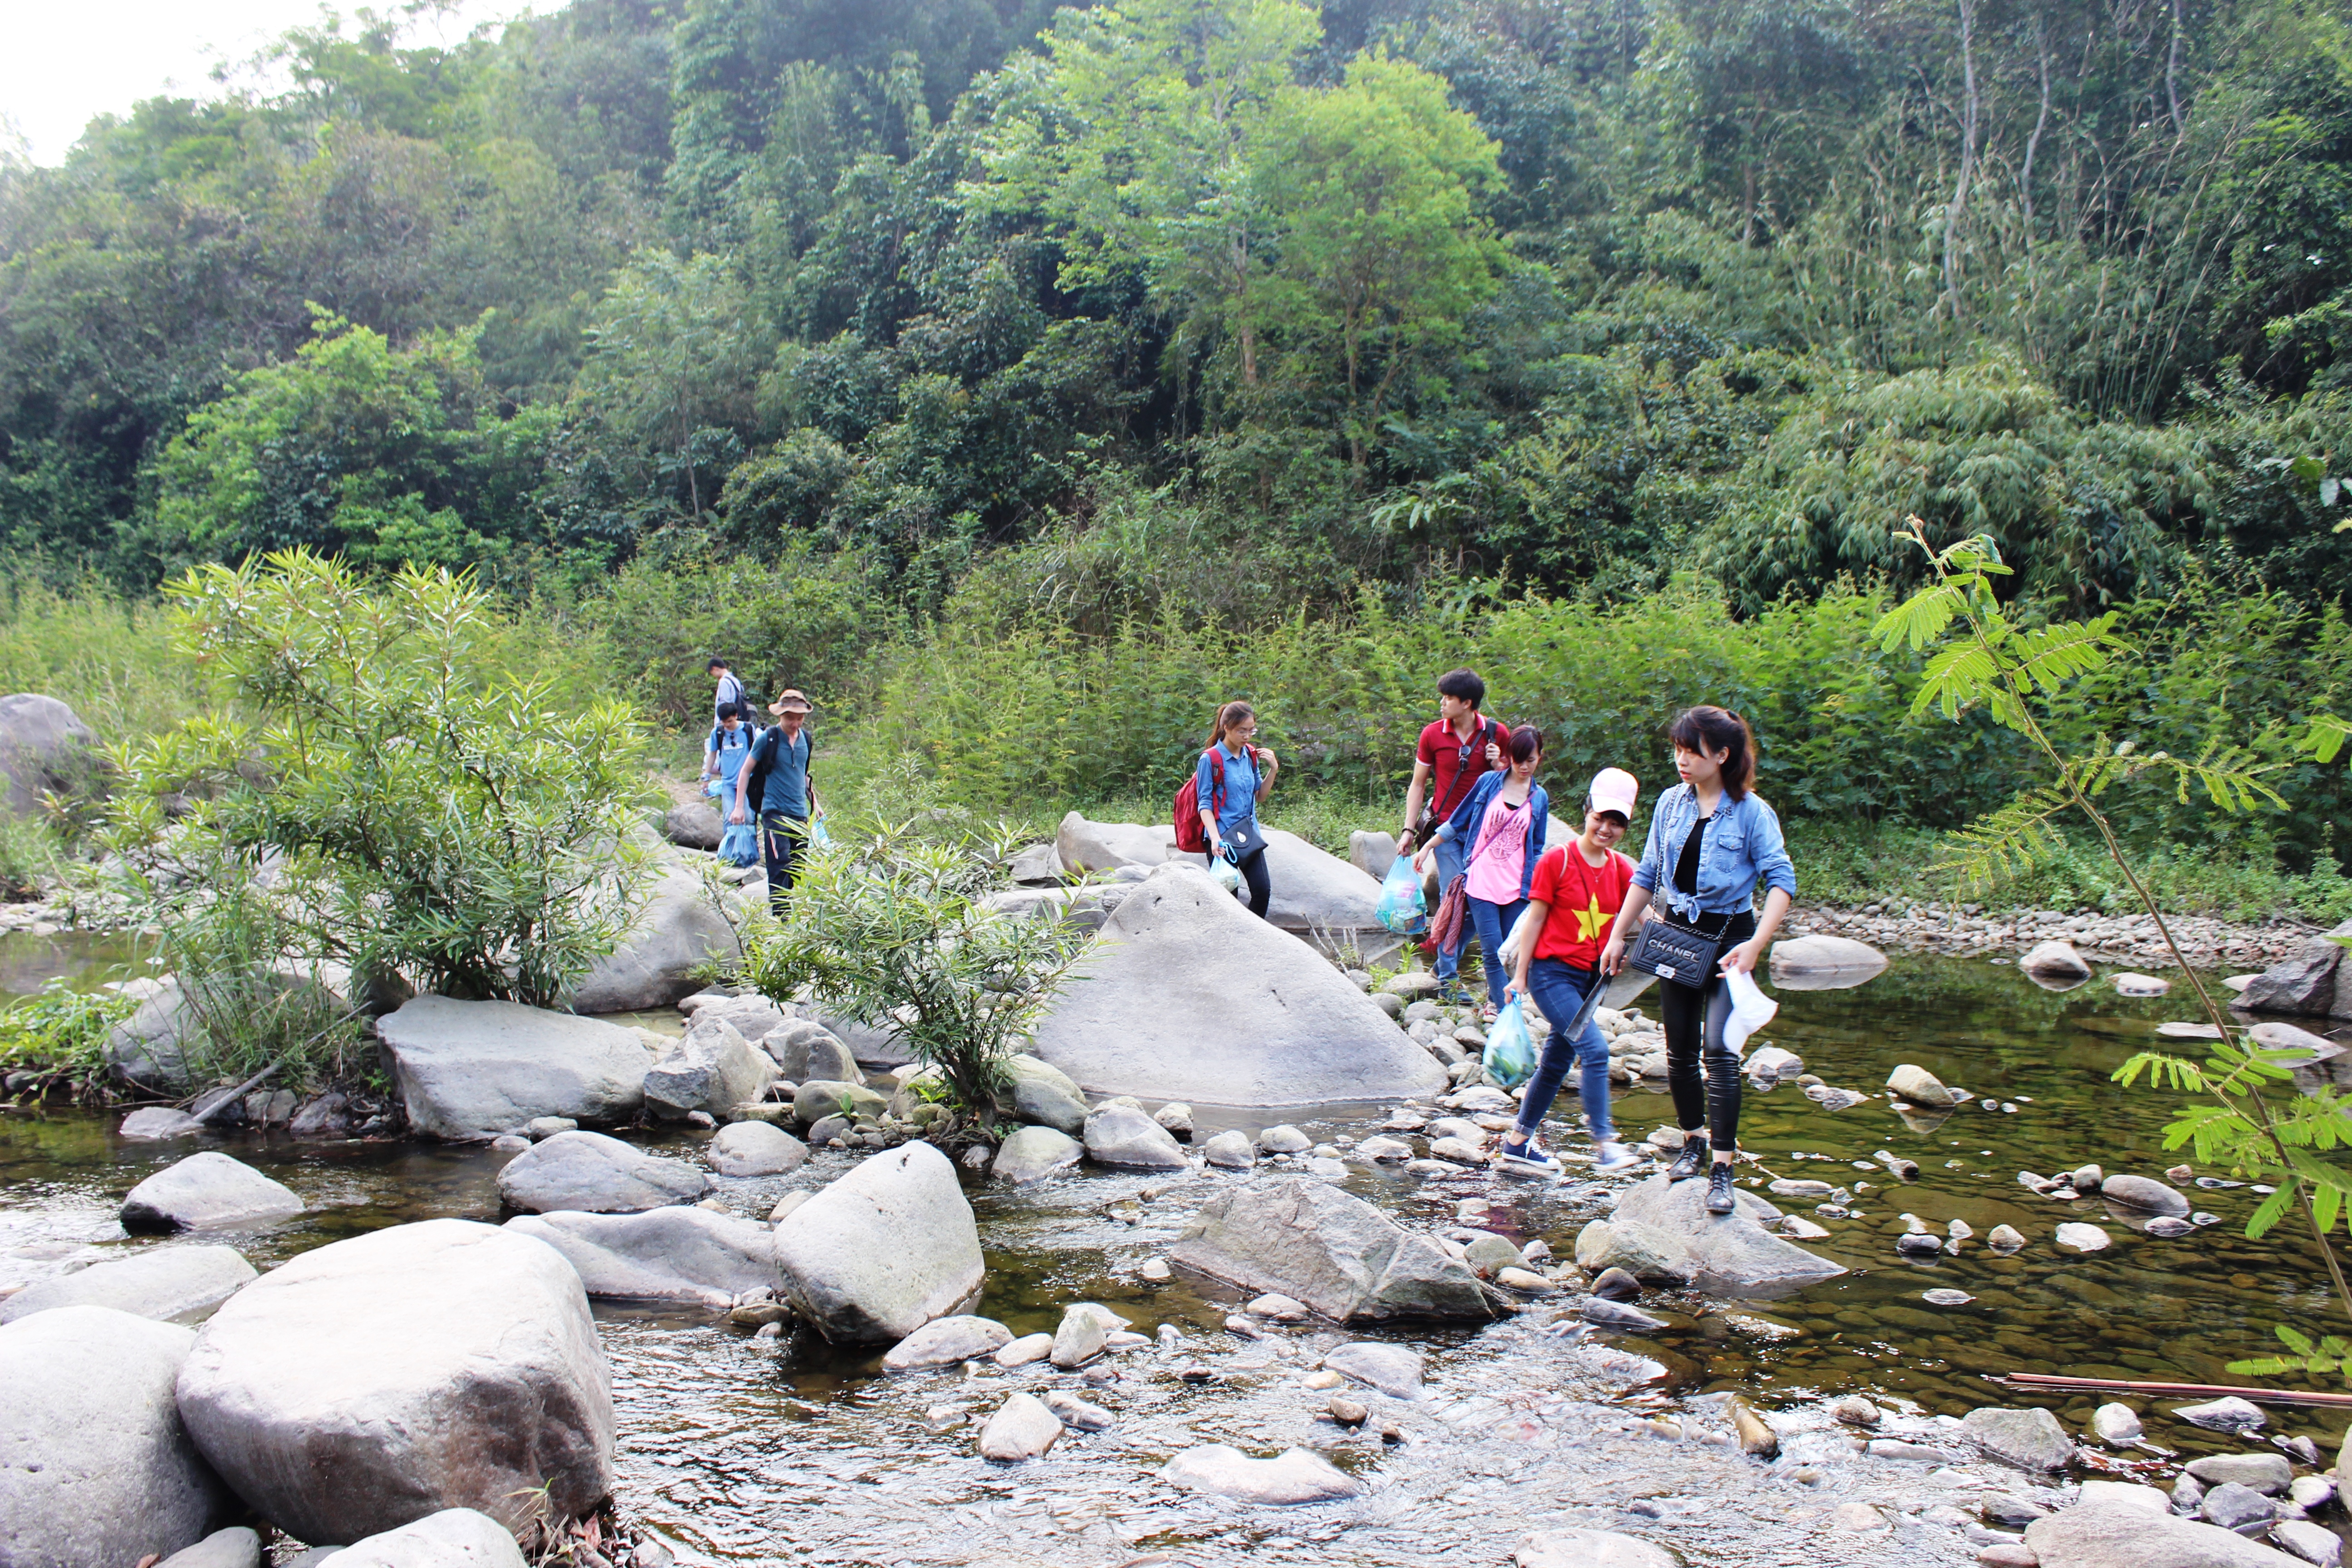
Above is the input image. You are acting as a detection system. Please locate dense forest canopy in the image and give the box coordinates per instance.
[4,0,2352,618]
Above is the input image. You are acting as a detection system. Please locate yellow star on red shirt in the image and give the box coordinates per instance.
[1570,894,1611,941]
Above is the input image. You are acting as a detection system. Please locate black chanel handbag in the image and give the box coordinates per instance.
[1624,913,1727,987]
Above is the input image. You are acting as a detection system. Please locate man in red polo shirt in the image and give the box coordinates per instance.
[1396,667,1509,999]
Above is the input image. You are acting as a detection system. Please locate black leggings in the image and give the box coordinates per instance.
[1235,847,1271,919]
[1662,911,1754,1152]
[760,812,808,917]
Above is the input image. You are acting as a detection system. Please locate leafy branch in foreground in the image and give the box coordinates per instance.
[1875,519,2352,1331]
[734,820,1090,1132]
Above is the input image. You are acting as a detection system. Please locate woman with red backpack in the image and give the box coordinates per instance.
[1191,701,1280,919]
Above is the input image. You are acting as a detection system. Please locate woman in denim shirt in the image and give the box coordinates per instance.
[1600,706,1796,1214]
[1425,725,1548,1016]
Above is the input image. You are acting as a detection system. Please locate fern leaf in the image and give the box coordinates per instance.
[2305,715,2352,764]
[2008,616,2122,694]
[2247,1181,2300,1240]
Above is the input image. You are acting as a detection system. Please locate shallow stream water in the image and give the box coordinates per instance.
[5,931,2350,1565]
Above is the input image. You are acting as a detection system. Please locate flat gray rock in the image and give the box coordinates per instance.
[175,1219,612,1546]
[773,1143,984,1344]
[1515,1528,1679,1568]
[503,1207,775,1308]
[157,1527,262,1568]
[0,1244,255,1325]
[120,1107,207,1140]
[0,1305,229,1568]
[120,1152,304,1234]
[1322,1341,1424,1397]
[2102,1173,2192,1216]
[999,1054,1087,1135]
[1161,1444,1360,1504]
[1610,1174,1844,1291]
[643,1017,775,1121]
[2021,939,2095,981]
[992,1125,1083,1185]
[378,997,653,1140]
[976,1392,1062,1461]
[1031,865,1444,1107]
[1168,1178,1489,1323]
[707,1120,807,1177]
[317,1507,526,1567]
[2177,1396,2269,1433]
[1767,935,1887,990]
[1055,812,1176,873]
[2188,1454,2293,1494]
[495,1130,710,1214]
[1963,1405,2075,1470]
[566,867,742,1014]
[882,1315,1013,1371]
[1082,1102,1188,1169]
[761,1020,862,1085]
[2025,1501,2305,1566]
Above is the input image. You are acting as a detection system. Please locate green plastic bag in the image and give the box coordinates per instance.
[1482,992,1537,1088]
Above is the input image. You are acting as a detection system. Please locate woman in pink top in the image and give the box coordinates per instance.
[1421,725,1549,1017]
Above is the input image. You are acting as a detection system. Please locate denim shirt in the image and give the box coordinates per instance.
[1632,784,1797,921]
[1195,744,1262,839]
[1432,771,1550,902]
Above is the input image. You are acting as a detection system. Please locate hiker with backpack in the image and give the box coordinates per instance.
[1418,724,1549,1018]
[1182,701,1279,919]
[707,657,747,722]
[1395,668,1511,1002]
[1495,767,1645,1175]
[702,701,758,801]
[1600,706,1796,1215]
[730,688,820,916]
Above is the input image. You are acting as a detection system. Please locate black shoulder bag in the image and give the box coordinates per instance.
[1623,807,1728,986]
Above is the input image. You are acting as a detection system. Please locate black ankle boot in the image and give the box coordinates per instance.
[1666,1133,1709,1181]
[1705,1160,1737,1214]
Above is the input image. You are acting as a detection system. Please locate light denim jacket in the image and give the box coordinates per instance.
[1632,784,1797,921]
[1432,771,1550,902]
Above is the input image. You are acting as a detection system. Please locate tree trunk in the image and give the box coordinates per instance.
[2167,0,2186,137]
[1943,0,1980,314]
[2019,14,2051,230]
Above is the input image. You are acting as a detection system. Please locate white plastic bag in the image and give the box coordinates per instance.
[1210,854,1244,895]
[1376,856,1426,933]
[1722,965,1779,1054]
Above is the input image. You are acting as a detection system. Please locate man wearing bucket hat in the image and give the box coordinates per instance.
[1494,765,1645,1174]
[732,688,820,915]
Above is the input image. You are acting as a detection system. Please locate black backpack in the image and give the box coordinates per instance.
[742,725,804,815]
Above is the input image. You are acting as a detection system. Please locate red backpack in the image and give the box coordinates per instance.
[1173,746,1264,853]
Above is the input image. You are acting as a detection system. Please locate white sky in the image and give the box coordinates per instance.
[2,0,519,167]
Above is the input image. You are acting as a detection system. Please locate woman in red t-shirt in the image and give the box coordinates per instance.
[1495,768,1646,1174]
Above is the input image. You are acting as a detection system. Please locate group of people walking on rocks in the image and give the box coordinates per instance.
[1197,666,1797,1215]
[701,657,823,918]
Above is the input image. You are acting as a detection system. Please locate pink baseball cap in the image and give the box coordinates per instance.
[1588,767,1639,819]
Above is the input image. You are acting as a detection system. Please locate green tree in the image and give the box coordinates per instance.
[90,551,652,1007]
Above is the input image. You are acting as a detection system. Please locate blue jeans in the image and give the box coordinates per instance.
[1468,895,1526,1010]
[1431,837,1465,980]
[1516,957,1615,1143]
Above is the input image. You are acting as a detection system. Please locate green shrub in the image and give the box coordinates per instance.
[0,980,132,1096]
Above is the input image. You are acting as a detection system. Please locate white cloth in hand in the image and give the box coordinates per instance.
[1722,965,1779,1055]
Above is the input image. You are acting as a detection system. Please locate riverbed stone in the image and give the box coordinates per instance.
[2273,1520,2343,1567]
[997,1054,1087,1135]
[1161,1444,1361,1504]
[1887,1063,1955,1106]
[2056,1222,2112,1251]
[120,1152,305,1233]
[1514,1529,1678,1568]
[761,1020,861,1085]
[1767,935,1888,990]
[1323,1341,1424,1398]
[2093,1403,2145,1445]
[320,1507,527,1567]
[1168,1177,1490,1323]
[707,1120,808,1177]
[565,867,742,1014]
[0,692,97,818]
[1050,1303,1108,1367]
[977,1392,1063,1461]
[1348,830,1399,882]
[1202,1130,1257,1168]
[772,1143,984,1343]
[882,1315,1013,1371]
[0,1305,229,1568]
[1082,1102,1188,1169]
[155,1527,262,1568]
[175,1218,612,1545]
[643,1019,775,1122]
[101,980,205,1096]
[1988,1224,2029,1251]
[503,1207,774,1308]
[2190,1455,2295,1494]
[379,997,654,1139]
[1028,864,1447,1106]
[2026,1500,2306,1567]
[793,1079,888,1127]
[2102,1173,2192,1216]
[2205,1482,2284,1534]
[1572,1219,1695,1284]
[2021,939,2095,981]
[1610,1174,1845,1291]
[2238,925,2352,1018]
[495,1131,710,1213]
[121,1106,207,1140]
[992,1125,1083,1184]
[2078,1479,2171,1515]
[0,1243,255,1325]
[1259,1124,1314,1153]
[1962,1406,2075,1470]
[2177,1396,2269,1432]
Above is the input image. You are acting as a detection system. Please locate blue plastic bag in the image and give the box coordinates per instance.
[1376,855,1427,934]
[717,820,760,867]
[811,816,832,848]
[1482,992,1537,1089]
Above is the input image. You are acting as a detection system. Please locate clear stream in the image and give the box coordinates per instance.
[4,929,2349,1566]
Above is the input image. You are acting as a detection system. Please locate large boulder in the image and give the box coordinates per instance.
[2238,922,2352,1019]
[1029,865,1447,1107]
[761,1019,862,1085]
[379,997,653,1140]
[504,1208,774,1308]
[565,867,742,1014]
[0,692,98,819]
[1167,1178,1491,1323]
[995,1054,1088,1135]
[992,1125,1083,1185]
[1055,812,1174,874]
[2023,1499,2303,1567]
[1767,935,1888,990]
[2021,939,2096,984]
[642,1018,775,1121]
[662,802,723,852]
[103,979,206,1094]
[495,1131,710,1214]
[0,1243,255,1326]
[1610,1174,1845,1292]
[1347,830,1399,882]
[175,1219,614,1545]
[318,1508,527,1568]
[0,1305,229,1568]
[771,1143,985,1343]
[120,1152,305,1234]
[1082,1103,1188,1169]
[682,992,789,1045]
[707,1120,807,1177]
[1180,828,1389,953]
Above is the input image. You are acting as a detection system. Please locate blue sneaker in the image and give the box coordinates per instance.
[1495,1131,1561,1175]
